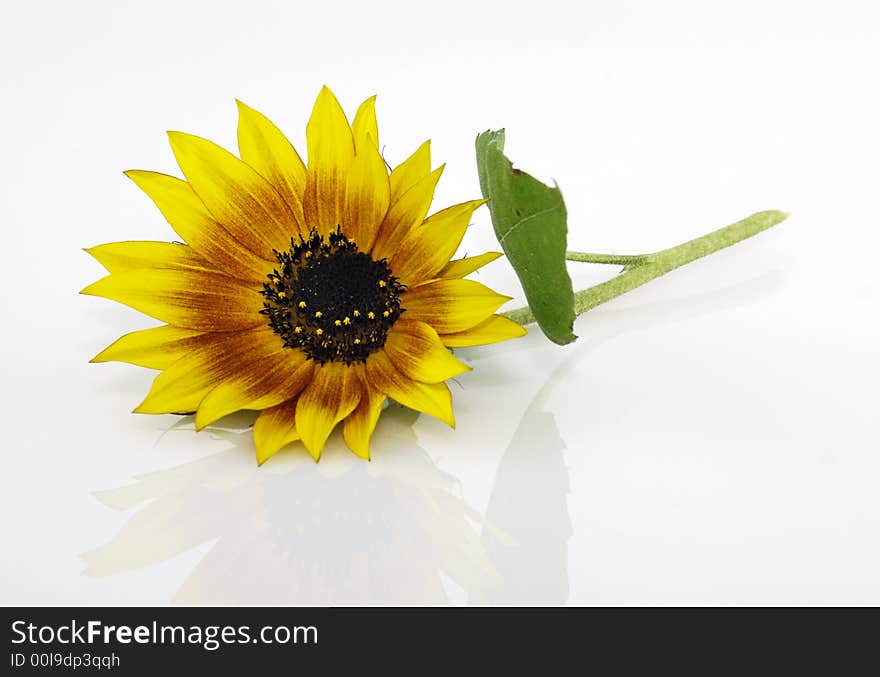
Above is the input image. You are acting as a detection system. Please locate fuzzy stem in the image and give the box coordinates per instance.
[504,210,788,326]
[566,251,649,265]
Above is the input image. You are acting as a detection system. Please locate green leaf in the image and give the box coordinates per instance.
[475,129,576,344]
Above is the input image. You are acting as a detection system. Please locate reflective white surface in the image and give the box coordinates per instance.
[2,0,879,604]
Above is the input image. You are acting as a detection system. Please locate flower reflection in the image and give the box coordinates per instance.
[82,406,500,604]
[471,408,571,603]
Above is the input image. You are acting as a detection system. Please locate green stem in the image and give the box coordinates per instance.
[504,210,788,326]
[566,251,649,265]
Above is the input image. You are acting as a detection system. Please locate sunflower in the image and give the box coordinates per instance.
[83,87,526,464]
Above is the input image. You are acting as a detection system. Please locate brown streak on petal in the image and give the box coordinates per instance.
[236,100,308,235]
[195,350,314,430]
[389,199,486,286]
[81,269,267,332]
[254,398,302,465]
[134,326,281,414]
[365,350,454,427]
[125,170,273,284]
[398,279,511,334]
[371,165,443,261]
[294,362,362,460]
[384,319,471,384]
[168,132,300,259]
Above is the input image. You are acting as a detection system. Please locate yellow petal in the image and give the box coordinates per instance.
[389,199,487,285]
[194,351,314,430]
[365,350,454,427]
[236,100,308,232]
[81,268,265,332]
[389,140,431,206]
[439,251,503,279]
[134,326,280,414]
[303,86,355,236]
[84,241,214,274]
[371,165,444,261]
[440,314,528,347]
[400,278,512,334]
[91,325,205,370]
[125,170,271,284]
[167,131,299,259]
[253,399,301,465]
[343,139,390,251]
[295,362,362,460]
[351,95,379,152]
[342,382,385,460]
[384,319,471,384]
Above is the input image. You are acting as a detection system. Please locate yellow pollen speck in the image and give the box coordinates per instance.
[316,328,324,336]
[278,291,286,298]
[343,317,351,325]
[367,311,375,320]
[378,280,387,287]
[353,310,361,317]
[383,310,390,317]
[294,326,303,334]
[305,251,312,258]
[298,301,307,309]
[315,311,323,318]
[353,338,361,344]
[334,319,342,326]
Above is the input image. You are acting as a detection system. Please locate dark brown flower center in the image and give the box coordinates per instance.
[260,228,405,364]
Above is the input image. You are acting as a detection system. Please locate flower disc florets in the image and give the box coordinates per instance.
[260,227,406,365]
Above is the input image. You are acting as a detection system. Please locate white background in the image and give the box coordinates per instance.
[2,0,878,604]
